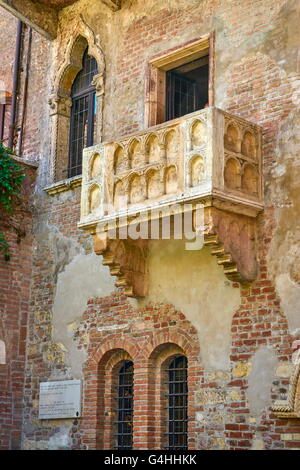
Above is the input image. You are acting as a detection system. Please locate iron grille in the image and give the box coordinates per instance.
[68,48,98,178]
[167,355,188,450]
[116,360,134,450]
[166,72,197,121]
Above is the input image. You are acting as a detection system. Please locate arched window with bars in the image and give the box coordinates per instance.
[116,360,134,450]
[68,47,98,177]
[167,355,188,450]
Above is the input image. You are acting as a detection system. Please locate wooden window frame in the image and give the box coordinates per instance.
[145,33,215,128]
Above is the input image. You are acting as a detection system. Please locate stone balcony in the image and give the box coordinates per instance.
[79,107,263,297]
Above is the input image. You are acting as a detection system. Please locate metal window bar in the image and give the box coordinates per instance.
[68,48,98,178]
[166,72,197,121]
[115,360,134,450]
[0,104,5,142]
[167,355,188,450]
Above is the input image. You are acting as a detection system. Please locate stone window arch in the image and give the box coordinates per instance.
[49,31,105,183]
[68,47,98,178]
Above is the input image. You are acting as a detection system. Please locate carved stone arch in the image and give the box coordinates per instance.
[146,133,160,164]
[241,162,258,195]
[146,168,163,200]
[113,178,127,210]
[129,172,145,204]
[190,118,207,149]
[164,165,178,195]
[241,128,257,159]
[54,15,105,95]
[49,15,106,182]
[189,154,205,188]
[89,152,102,180]
[224,157,241,190]
[128,138,142,169]
[164,128,178,159]
[224,120,241,153]
[88,183,102,214]
[114,144,127,174]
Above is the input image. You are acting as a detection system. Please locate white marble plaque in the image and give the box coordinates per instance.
[39,380,81,419]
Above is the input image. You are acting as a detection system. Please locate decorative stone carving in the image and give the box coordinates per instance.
[90,153,102,179]
[224,158,241,190]
[241,130,256,159]
[165,129,178,159]
[129,139,142,169]
[272,341,300,418]
[114,145,127,174]
[165,166,178,195]
[89,185,101,213]
[191,120,206,148]
[147,134,160,164]
[79,107,263,297]
[241,164,258,195]
[190,155,205,187]
[91,73,105,97]
[129,174,146,204]
[224,122,240,153]
[93,234,148,297]
[48,95,72,117]
[48,15,106,183]
[204,208,257,283]
[147,169,162,200]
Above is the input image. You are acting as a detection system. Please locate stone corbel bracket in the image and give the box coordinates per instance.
[93,233,148,298]
[203,205,258,283]
[90,200,258,297]
[272,342,300,418]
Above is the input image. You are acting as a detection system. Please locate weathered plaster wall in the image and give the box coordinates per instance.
[146,241,241,370]
[52,251,115,378]
[267,108,300,335]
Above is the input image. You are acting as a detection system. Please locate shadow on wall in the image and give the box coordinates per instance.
[144,240,241,370]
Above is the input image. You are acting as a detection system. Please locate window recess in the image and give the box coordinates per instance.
[68,48,98,178]
[146,34,214,127]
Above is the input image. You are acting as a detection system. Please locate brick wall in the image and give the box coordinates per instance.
[0,163,36,450]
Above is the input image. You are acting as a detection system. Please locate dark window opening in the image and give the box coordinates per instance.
[116,360,134,450]
[166,56,209,121]
[68,48,98,178]
[167,355,188,450]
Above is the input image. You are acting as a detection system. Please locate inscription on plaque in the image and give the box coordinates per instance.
[39,380,81,419]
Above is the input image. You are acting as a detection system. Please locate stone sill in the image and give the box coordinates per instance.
[44,175,82,196]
